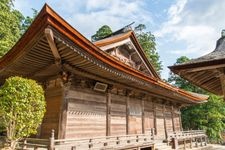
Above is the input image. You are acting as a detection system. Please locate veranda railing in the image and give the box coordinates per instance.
[2,128,155,150]
[167,130,207,149]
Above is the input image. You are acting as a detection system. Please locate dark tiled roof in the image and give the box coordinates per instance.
[177,35,225,66]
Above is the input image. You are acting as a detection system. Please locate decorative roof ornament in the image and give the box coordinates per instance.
[221,29,225,38]
[103,22,135,39]
[215,29,225,51]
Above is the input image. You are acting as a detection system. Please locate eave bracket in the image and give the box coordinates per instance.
[45,28,61,65]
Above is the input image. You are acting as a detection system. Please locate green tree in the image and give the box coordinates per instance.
[0,77,46,149]
[91,25,112,41]
[182,95,225,142]
[21,8,38,34]
[168,56,225,142]
[0,0,38,58]
[0,0,24,57]
[134,24,162,74]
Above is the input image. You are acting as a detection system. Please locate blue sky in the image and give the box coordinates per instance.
[14,0,225,79]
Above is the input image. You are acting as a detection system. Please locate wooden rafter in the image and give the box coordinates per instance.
[218,69,225,98]
[45,28,61,65]
[182,64,225,73]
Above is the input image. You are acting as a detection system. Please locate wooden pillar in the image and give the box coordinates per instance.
[58,78,70,139]
[153,100,157,135]
[219,70,225,99]
[200,137,203,146]
[178,107,183,131]
[163,104,168,139]
[190,138,193,148]
[126,96,130,135]
[141,98,145,134]
[106,91,111,136]
[171,105,175,132]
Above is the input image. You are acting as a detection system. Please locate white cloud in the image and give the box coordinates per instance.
[167,0,187,25]
[44,0,152,39]
[155,0,225,56]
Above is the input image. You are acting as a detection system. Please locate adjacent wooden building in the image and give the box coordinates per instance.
[0,4,207,147]
[169,30,225,96]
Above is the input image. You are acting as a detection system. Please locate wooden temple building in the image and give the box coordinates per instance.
[0,4,208,150]
[169,30,225,96]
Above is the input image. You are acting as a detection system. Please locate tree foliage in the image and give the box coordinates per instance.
[21,8,38,34]
[134,24,162,74]
[168,56,225,142]
[0,77,46,149]
[0,0,23,57]
[91,25,112,41]
[182,95,225,142]
[0,0,37,58]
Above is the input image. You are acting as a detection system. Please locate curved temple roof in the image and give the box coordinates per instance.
[169,32,225,95]
[0,4,207,103]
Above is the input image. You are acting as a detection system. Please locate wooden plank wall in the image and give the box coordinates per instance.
[144,100,154,133]
[155,104,165,139]
[62,86,182,139]
[165,106,173,133]
[65,88,106,138]
[174,114,181,131]
[129,98,142,134]
[173,107,181,131]
[40,86,62,138]
[111,94,126,136]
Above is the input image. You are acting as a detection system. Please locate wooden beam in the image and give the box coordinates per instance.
[141,98,145,134]
[62,64,187,104]
[115,47,119,57]
[126,91,131,135]
[129,51,136,60]
[163,105,167,139]
[181,63,225,73]
[106,91,111,136]
[219,71,225,98]
[153,101,157,135]
[195,72,216,85]
[58,79,69,139]
[178,108,183,131]
[45,28,61,65]
[187,71,206,80]
[171,105,175,132]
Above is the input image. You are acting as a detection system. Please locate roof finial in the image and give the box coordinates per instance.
[221,29,225,38]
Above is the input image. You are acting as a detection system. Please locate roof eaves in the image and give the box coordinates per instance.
[0,4,206,103]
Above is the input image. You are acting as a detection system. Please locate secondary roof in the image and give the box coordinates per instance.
[169,31,225,96]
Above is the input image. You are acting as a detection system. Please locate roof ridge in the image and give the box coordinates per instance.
[97,22,135,41]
